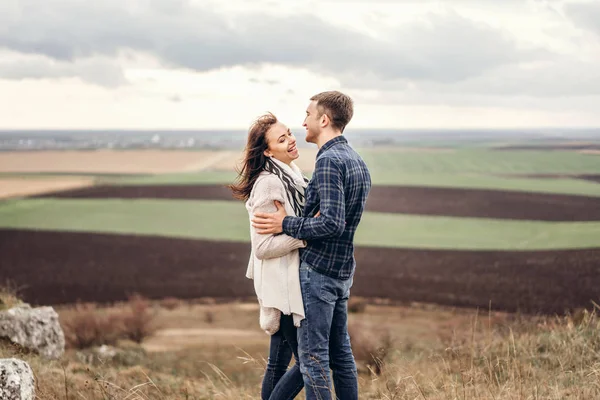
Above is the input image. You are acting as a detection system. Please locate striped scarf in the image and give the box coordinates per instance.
[264,158,309,217]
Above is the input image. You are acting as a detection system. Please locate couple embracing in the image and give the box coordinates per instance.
[229,91,371,400]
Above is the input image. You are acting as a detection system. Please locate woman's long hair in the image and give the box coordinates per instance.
[229,113,278,201]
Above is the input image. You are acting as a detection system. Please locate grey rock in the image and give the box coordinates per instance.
[0,305,65,359]
[0,358,35,400]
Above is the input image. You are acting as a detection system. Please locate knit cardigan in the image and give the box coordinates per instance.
[245,161,307,335]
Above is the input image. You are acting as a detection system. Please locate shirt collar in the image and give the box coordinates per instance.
[317,135,347,157]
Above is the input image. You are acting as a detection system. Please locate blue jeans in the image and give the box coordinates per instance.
[297,262,358,400]
[261,314,304,400]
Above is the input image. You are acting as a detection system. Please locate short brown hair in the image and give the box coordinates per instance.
[310,91,354,133]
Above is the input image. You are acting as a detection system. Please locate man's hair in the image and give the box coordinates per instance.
[310,91,354,133]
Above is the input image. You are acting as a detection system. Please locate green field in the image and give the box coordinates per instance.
[360,149,600,174]
[89,149,600,197]
[2,198,600,250]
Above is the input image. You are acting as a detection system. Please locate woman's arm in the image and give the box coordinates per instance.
[251,176,306,260]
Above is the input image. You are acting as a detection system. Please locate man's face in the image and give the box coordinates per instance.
[302,100,321,144]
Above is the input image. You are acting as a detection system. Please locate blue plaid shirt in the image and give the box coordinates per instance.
[282,136,371,280]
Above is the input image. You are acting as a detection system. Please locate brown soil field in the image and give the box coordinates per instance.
[0,150,230,174]
[1,229,598,314]
[579,174,600,183]
[0,177,94,199]
[495,144,600,151]
[35,184,600,221]
[498,173,600,183]
[363,147,455,153]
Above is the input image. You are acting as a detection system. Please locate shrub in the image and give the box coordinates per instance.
[160,296,182,310]
[349,321,393,375]
[61,294,158,349]
[120,294,158,344]
[204,310,215,324]
[347,297,367,314]
[61,303,124,349]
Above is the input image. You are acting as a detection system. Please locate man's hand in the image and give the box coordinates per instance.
[252,200,287,234]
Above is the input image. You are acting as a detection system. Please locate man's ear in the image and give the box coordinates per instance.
[320,113,329,128]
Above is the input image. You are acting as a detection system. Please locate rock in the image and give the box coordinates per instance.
[0,305,65,360]
[0,358,35,400]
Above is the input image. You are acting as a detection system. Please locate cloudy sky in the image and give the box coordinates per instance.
[1,0,599,129]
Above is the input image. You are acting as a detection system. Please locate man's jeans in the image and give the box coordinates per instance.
[297,262,358,400]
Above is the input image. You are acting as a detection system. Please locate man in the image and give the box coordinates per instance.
[252,90,372,400]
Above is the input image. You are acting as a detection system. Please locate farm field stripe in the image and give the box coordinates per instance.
[103,171,600,197]
[2,199,600,250]
[34,184,600,221]
[1,229,598,314]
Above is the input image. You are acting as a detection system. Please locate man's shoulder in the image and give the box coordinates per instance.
[316,143,365,166]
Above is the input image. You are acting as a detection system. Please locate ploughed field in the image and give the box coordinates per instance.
[2,229,599,314]
[1,146,599,313]
[35,183,600,221]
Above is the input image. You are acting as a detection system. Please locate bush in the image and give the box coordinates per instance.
[349,321,393,375]
[159,296,182,310]
[61,294,158,349]
[204,310,215,324]
[120,294,158,344]
[61,303,124,349]
[347,297,367,314]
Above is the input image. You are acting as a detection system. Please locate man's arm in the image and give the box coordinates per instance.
[282,157,346,240]
[251,176,306,259]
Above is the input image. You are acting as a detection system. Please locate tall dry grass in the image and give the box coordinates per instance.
[0,280,24,310]
[2,304,598,399]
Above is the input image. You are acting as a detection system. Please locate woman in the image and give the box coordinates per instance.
[229,113,307,400]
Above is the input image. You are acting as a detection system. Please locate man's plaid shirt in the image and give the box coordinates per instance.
[282,136,371,280]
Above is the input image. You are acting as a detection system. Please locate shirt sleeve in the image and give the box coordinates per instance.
[282,157,346,240]
[250,176,307,260]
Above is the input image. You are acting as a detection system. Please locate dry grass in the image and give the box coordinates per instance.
[0,281,24,310]
[2,301,599,399]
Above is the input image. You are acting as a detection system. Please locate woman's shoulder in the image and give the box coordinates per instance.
[255,171,282,186]
[251,172,285,196]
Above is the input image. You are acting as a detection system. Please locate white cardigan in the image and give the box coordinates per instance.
[245,161,307,335]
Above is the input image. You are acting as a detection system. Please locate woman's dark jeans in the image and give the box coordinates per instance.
[261,314,304,400]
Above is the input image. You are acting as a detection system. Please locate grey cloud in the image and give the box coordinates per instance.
[0,0,548,85]
[345,57,600,97]
[565,1,600,36]
[363,89,600,114]
[452,61,600,97]
[0,55,126,87]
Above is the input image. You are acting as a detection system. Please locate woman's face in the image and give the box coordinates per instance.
[263,121,299,165]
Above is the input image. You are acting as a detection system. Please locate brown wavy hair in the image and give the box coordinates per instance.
[229,113,278,201]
